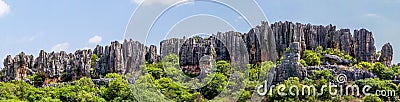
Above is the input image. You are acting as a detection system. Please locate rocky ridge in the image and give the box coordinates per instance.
[272,21,380,63]
[0,21,395,86]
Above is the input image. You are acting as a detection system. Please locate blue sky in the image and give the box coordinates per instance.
[0,0,399,67]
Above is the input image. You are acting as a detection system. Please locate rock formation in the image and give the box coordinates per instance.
[353,29,376,63]
[160,38,185,59]
[379,43,393,67]
[272,21,306,58]
[244,21,277,64]
[2,52,35,81]
[0,21,394,86]
[33,50,92,84]
[94,40,155,78]
[272,21,376,63]
[322,54,351,66]
[274,42,306,83]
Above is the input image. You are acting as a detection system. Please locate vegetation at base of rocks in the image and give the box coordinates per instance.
[90,54,100,79]
[0,52,398,102]
[0,72,138,102]
[286,46,357,67]
[28,72,44,82]
[354,62,398,80]
[0,78,106,102]
[142,54,277,101]
[303,50,320,66]
[363,94,383,102]
[299,59,308,67]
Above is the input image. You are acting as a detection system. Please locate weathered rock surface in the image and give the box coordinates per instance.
[1,52,35,81]
[46,78,136,87]
[244,21,277,63]
[379,43,393,67]
[145,45,160,64]
[275,42,306,83]
[1,40,156,84]
[93,40,153,78]
[179,37,217,75]
[0,21,394,86]
[353,29,376,63]
[272,21,306,58]
[322,54,351,66]
[160,38,185,59]
[272,21,377,63]
[34,50,92,84]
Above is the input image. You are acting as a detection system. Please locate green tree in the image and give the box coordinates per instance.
[303,50,321,66]
[363,94,383,102]
[91,54,99,66]
[370,62,394,80]
[102,73,129,101]
[299,59,308,67]
[392,65,400,75]
[216,60,231,76]
[355,62,373,70]
[91,54,99,78]
[201,73,228,100]
[356,78,397,101]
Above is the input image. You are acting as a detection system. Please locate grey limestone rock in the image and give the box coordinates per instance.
[379,43,393,67]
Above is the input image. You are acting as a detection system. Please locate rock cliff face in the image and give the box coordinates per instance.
[34,50,92,84]
[272,21,376,63]
[274,42,306,83]
[0,21,395,85]
[178,36,231,76]
[353,29,376,63]
[160,38,185,59]
[244,21,277,64]
[93,40,155,78]
[379,43,393,67]
[2,52,35,81]
[272,21,306,58]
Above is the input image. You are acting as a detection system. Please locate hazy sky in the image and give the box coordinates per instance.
[0,0,399,68]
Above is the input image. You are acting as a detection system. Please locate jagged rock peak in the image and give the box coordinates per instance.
[271,21,377,63]
[353,29,376,63]
[2,52,35,81]
[379,43,393,67]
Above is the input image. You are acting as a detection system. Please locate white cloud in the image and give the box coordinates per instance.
[132,0,189,5]
[51,42,70,52]
[88,35,102,44]
[0,0,10,17]
[365,13,381,18]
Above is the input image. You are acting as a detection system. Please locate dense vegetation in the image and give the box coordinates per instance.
[0,48,400,101]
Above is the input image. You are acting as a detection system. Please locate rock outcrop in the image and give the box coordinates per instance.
[2,52,35,81]
[379,43,393,67]
[244,21,277,63]
[272,21,306,58]
[322,54,351,66]
[94,40,153,78]
[34,50,92,84]
[272,21,377,63]
[353,29,376,63]
[160,38,185,59]
[0,21,394,86]
[275,42,306,83]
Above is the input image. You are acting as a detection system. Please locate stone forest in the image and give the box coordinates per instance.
[0,21,398,102]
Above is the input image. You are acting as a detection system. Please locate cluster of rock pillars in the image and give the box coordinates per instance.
[1,21,396,87]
